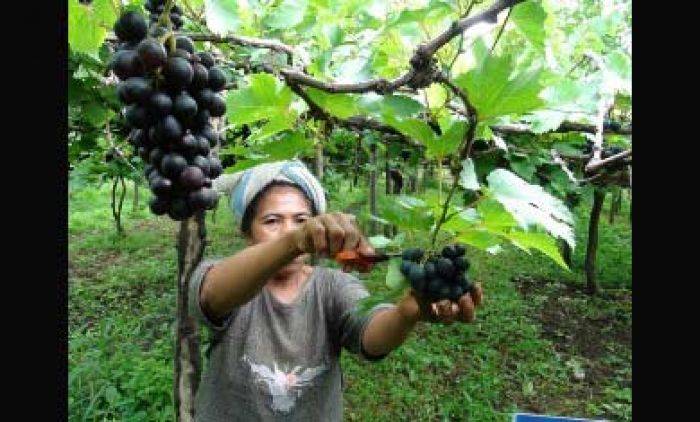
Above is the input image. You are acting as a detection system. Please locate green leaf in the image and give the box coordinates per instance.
[511,1,547,50]
[83,102,114,127]
[506,230,569,270]
[226,73,294,124]
[456,229,502,250]
[383,116,437,146]
[455,51,544,120]
[477,198,518,232]
[524,110,567,134]
[425,83,447,110]
[369,235,392,249]
[486,169,575,248]
[377,195,434,231]
[459,158,479,190]
[260,131,314,160]
[386,258,407,290]
[508,155,536,181]
[68,0,108,57]
[247,114,296,143]
[265,0,308,29]
[377,95,423,118]
[204,0,241,35]
[432,120,466,158]
[306,88,360,119]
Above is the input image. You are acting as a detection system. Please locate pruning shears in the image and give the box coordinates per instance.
[333,250,402,272]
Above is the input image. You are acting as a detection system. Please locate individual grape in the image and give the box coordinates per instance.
[179,166,206,190]
[148,92,173,117]
[436,258,455,280]
[168,197,192,220]
[156,115,183,143]
[175,36,195,54]
[207,66,227,91]
[161,152,188,179]
[163,57,193,90]
[114,11,148,43]
[197,52,215,68]
[191,63,209,90]
[173,91,198,121]
[402,248,424,262]
[150,176,172,196]
[125,104,151,129]
[209,157,223,179]
[208,94,226,117]
[149,195,170,215]
[136,38,167,71]
[110,50,144,80]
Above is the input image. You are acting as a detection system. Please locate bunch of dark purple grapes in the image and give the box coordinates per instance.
[145,0,184,30]
[400,244,474,302]
[109,10,227,220]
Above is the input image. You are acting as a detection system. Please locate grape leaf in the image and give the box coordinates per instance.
[204,0,241,35]
[369,235,392,249]
[477,198,518,232]
[260,131,314,160]
[459,158,479,190]
[383,116,437,146]
[68,0,107,57]
[265,0,308,29]
[306,88,360,119]
[506,230,569,270]
[426,83,447,110]
[456,229,502,250]
[511,1,547,50]
[486,169,575,248]
[246,114,296,143]
[455,49,544,120]
[386,258,407,290]
[226,73,294,124]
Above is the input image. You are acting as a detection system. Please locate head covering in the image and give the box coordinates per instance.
[213,160,326,228]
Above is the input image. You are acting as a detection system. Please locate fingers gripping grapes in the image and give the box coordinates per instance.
[401,244,482,324]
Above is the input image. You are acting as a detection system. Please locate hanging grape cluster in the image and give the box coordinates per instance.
[400,244,475,302]
[109,9,227,221]
[145,0,184,30]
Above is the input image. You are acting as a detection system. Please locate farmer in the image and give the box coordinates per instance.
[189,159,483,421]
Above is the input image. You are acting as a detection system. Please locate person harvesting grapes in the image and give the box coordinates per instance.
[189,160,483,421]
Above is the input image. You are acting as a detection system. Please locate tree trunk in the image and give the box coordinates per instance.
[558,238,573,269]
[353,137,361,187]
[384,148,393,237]
[111,176,126,235]
[315,142,324,180]
[585,189,606,295]
[133,180,139,212]
[174,212,206,422]
[409,172,417,193]
[369,143,378,235]
[609,187,621,224]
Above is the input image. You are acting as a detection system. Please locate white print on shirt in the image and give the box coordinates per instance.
[242,355,328,414]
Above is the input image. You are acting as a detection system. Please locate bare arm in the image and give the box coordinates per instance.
[362,286,484,357]
[200,212,373,320]
[201,231,301,319]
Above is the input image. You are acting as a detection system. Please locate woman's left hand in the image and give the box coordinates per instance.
[396,283,484,324]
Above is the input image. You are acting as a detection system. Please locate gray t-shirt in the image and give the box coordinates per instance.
[188,259,396,421]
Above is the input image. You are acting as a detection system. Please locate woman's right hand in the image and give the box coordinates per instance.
[290,212,374,259]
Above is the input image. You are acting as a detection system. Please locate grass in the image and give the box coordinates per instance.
[68,181,631,421]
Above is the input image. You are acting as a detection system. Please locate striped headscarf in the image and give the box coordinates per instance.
[213,160,326,228]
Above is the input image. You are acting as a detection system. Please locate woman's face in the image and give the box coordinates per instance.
[247,185,313,277]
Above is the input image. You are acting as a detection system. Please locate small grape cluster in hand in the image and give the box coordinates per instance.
[400,244,475,302]
[110,10,227,220]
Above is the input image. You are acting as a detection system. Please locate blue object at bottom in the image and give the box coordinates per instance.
[512,413,607,422]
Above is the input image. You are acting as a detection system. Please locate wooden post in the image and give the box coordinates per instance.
[174,212,206,422]
[585,189,606,295]
[369,143,378,235]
